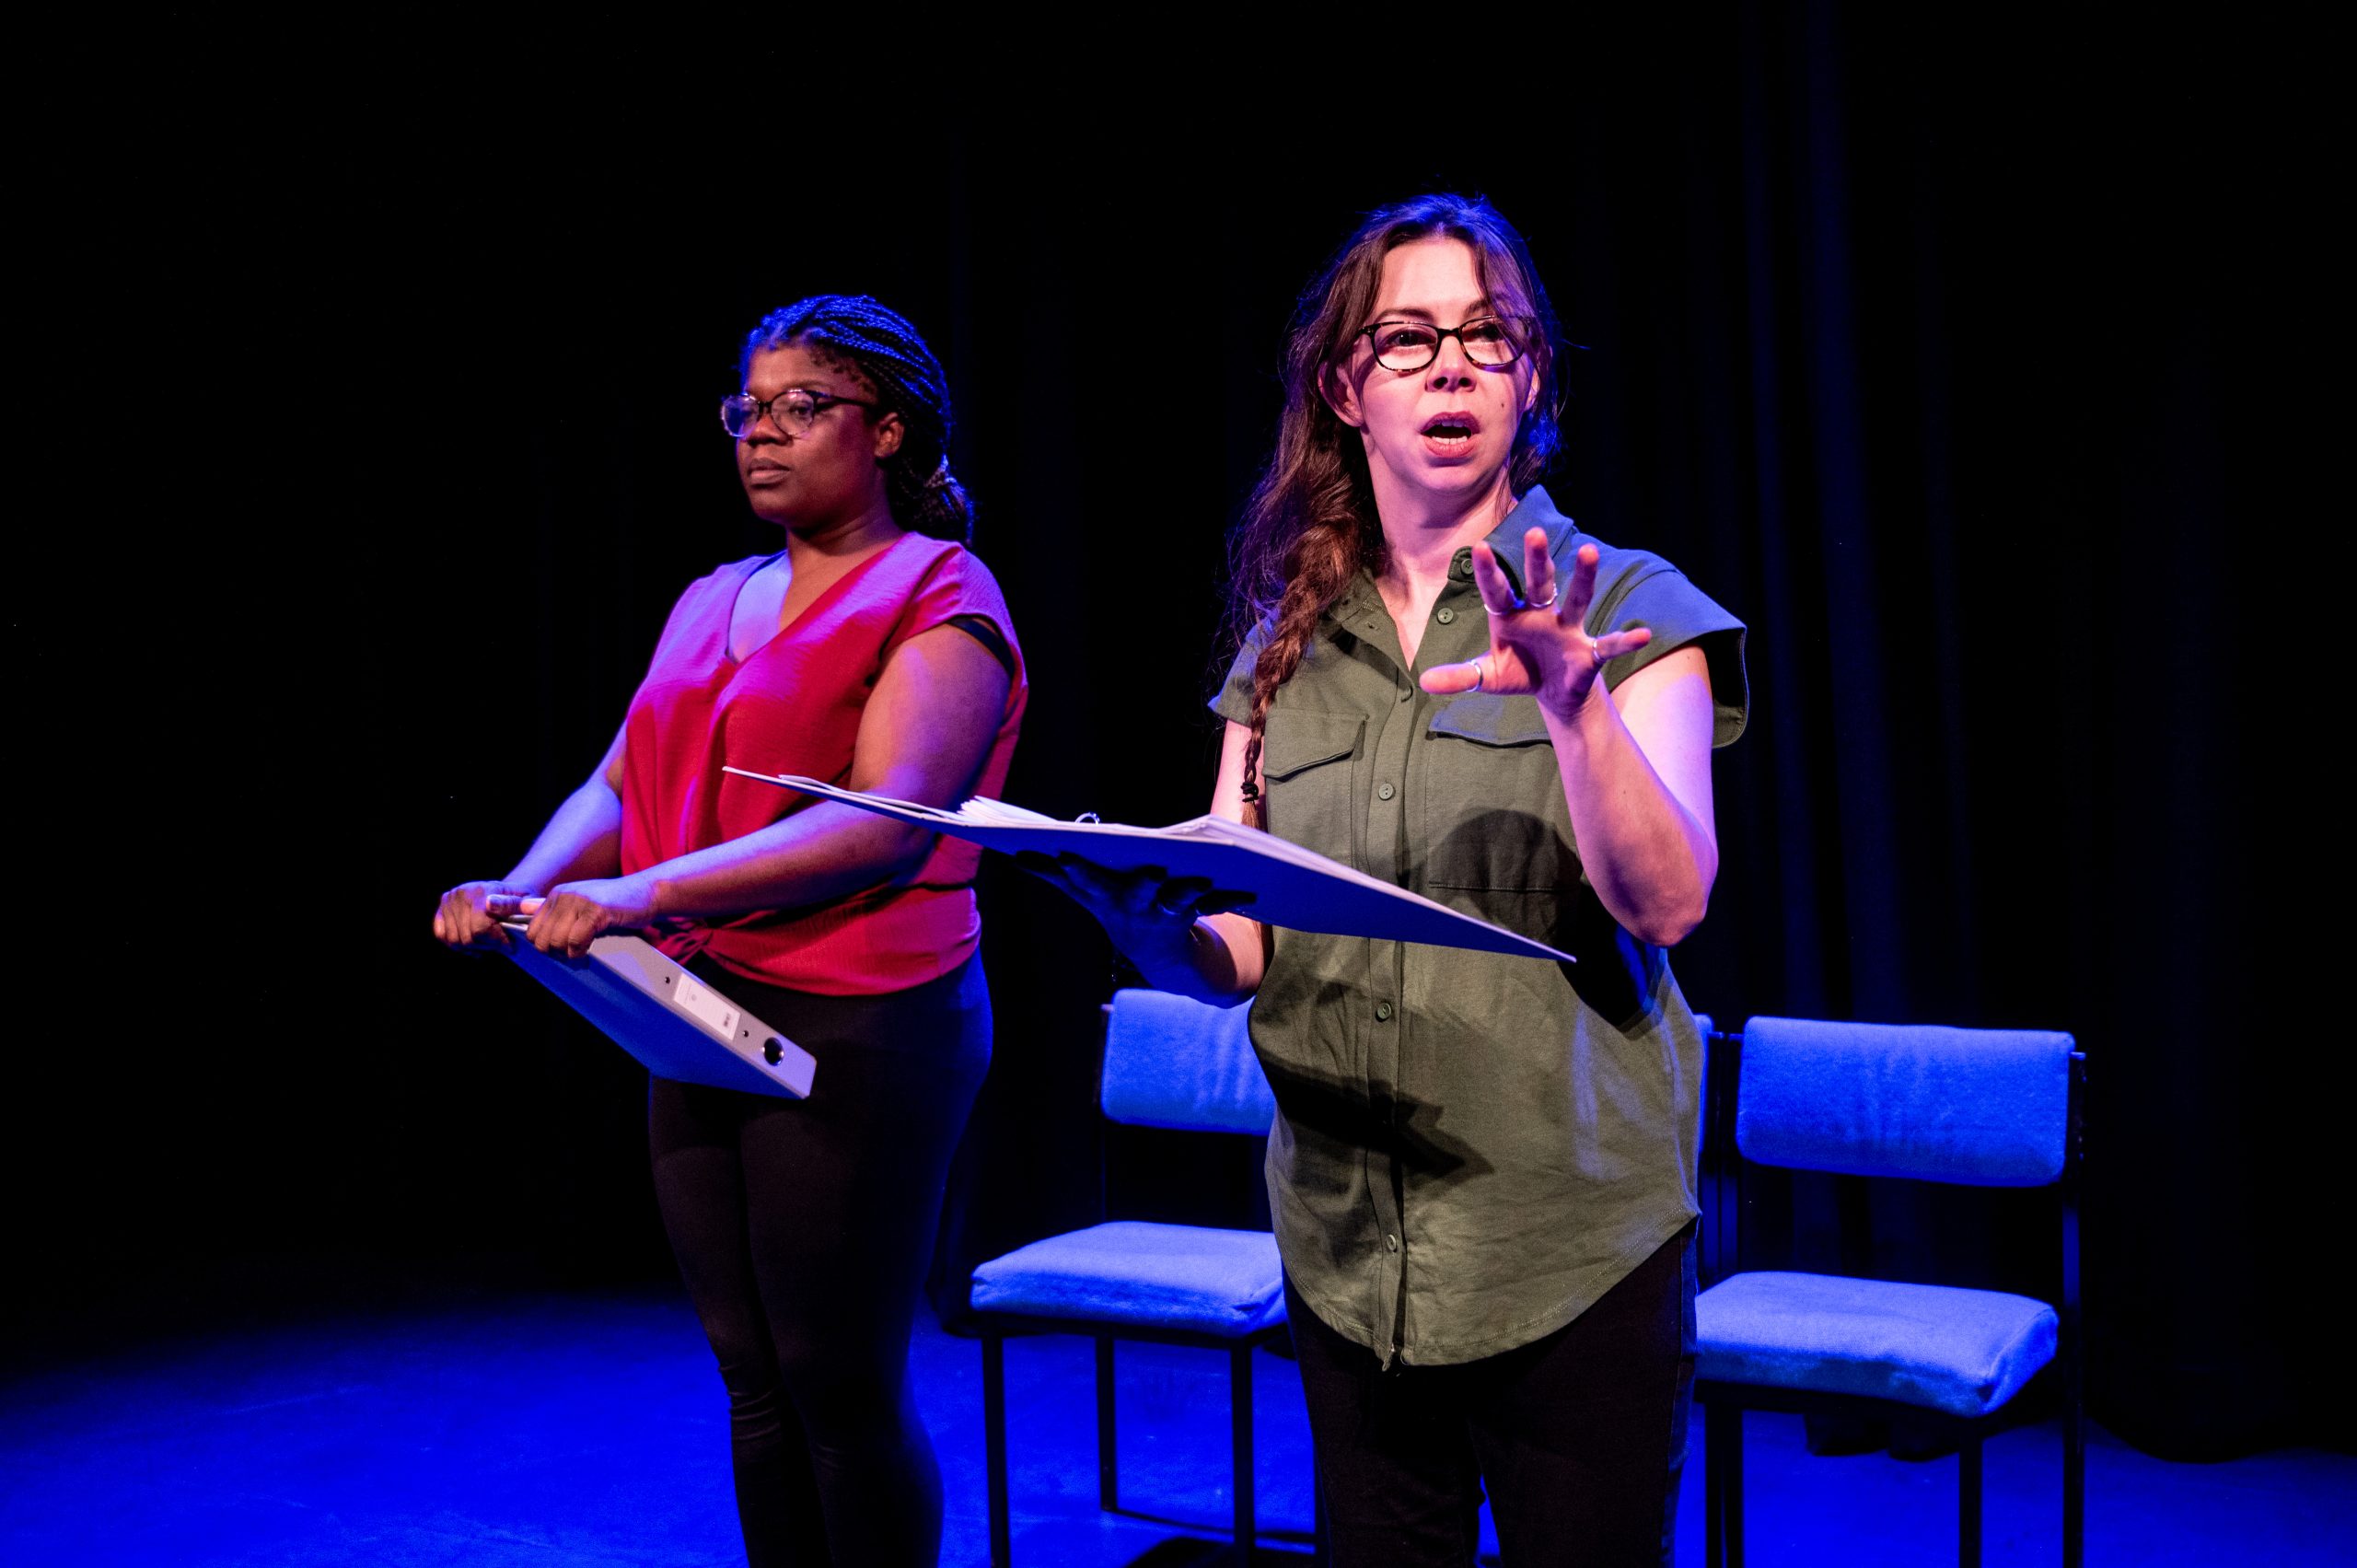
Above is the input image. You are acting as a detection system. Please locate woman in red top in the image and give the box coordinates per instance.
[435,296,1025,1567]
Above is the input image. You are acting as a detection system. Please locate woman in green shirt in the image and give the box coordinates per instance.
[1039,194,1747,1565]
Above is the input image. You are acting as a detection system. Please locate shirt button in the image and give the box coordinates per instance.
[1436,607,1457,625]
[1385,1233,1400,1252]
[1375,1001,1394,1021]
[1376,781,1396,801]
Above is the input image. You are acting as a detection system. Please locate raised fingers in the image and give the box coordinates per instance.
[1522,528,1558,610]
[1558,542,1602,627]
[1469,542,1518,614]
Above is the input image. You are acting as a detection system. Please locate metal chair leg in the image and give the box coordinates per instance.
[982,1333,1011,1568]
[1959,1435,1984,1568]
[1231,1343,1256,1561]
[1096,1335,1118,1512]
[2064,1415,2085,1568]
[2064,1369,2085,1568]
[1313,1458,1329,1566]
[1724,1403,1746,1568]
[1705,1400,1744,1568]
[1703,1400,1723,1568]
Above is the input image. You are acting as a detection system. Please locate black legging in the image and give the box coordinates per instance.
[649,954,991,1567]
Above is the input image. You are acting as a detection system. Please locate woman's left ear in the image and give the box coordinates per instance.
[872,412,906,459]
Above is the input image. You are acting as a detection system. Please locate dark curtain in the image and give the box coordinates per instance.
[14,9,2328,1460]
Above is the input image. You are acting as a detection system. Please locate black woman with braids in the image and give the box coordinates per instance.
[1032,198,1747,1564]
[435,296,1024,1566]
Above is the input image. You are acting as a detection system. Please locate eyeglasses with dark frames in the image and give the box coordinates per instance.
[1356,316,1532,373]
[719,388,878,440]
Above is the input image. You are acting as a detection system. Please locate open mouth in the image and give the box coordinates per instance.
[1421,412,1481,447]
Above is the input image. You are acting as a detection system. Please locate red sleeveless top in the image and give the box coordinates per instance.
[616,532,1026,996]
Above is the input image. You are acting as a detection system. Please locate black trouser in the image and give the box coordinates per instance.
[1287,1220,1698,1568]
[649,955,991,1568]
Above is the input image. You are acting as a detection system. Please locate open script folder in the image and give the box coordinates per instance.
[500,923,816,1098]
[723,769,1576,966]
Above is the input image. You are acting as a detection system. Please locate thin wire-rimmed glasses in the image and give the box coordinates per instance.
[1357,316,1532,373]
[719,388,877,439]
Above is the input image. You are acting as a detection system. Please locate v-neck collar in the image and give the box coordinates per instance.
[718,531,911,670]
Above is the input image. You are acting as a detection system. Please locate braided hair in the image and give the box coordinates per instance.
[740,295,972,542]
[1225,195,1563,825]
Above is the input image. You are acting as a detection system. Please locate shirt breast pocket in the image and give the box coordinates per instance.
[1261,709,1364,859]
[1420,696,1578,895]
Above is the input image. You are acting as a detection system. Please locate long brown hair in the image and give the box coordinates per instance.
[1225,195,1565,821]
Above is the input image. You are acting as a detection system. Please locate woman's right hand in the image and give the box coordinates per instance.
[432,880,537,950]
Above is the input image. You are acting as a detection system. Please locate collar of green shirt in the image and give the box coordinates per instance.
[1335,482,1582,621]
[1474,483,1580,599]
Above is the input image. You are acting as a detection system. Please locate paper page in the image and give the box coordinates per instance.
[950,796,1062,826]
[721,769,1575,964]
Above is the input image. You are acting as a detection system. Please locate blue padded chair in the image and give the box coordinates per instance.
[970,988,1289,1566]
[1696,1017,2084,1568]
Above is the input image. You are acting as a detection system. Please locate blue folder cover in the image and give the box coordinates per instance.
[501,928,815,1098]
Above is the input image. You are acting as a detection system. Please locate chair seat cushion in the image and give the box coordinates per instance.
[970,1221,1285,1338]
[1696,1271,2057,1419]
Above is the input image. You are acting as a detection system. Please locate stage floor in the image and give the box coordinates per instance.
[2,1280,2347,1565]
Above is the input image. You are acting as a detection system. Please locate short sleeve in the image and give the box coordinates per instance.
[644,561,741,666]
[1210,619,1271,727]
[887,543,1026,685]
[1587,557,1748,747]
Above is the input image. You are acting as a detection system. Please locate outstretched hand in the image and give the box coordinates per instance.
[1420,530,1650,717]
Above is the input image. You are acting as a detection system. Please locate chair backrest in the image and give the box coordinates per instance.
[1100,988,1276,1135]
[1690,1015,1712,1167]
[1736,1016,2075,1187]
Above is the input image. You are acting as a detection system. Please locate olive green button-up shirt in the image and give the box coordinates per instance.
[1213,487,1747,1365]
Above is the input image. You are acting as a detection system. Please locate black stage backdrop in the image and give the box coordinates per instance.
[14,14,2335,1463]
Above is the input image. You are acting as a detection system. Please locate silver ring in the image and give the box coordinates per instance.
[1591,641,1608,670]
[1469,657,1486,693]
[1530,590,1557,610]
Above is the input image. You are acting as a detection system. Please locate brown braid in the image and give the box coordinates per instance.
[1224,195,1565,825]
[1234,516,1382,829]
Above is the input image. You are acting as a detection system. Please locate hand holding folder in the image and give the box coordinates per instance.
[723,769,1576,965]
